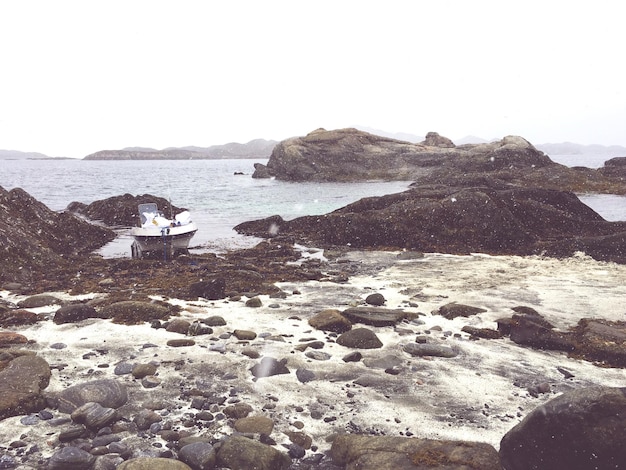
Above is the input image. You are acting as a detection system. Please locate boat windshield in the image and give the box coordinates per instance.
[137,203,159,226]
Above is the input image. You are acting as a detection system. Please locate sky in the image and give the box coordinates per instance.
[1,1,624,158]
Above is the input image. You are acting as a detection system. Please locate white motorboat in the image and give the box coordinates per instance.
[130,202,198,259]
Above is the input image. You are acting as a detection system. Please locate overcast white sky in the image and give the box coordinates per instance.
[1,1,624,158]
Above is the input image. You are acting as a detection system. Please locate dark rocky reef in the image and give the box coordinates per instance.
[67,193,187,227]
[0,186,115,283]
[235,178,626,264]
[252,128,626,194]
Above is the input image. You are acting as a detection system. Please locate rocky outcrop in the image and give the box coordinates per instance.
[234,179,626,263]
[0,186,116,283]
[67,193,187,227]
[497,310,626,367]
[598,156,626,179]
[252,128,626,193]
[499,386,626,470]
[421,131,456,148]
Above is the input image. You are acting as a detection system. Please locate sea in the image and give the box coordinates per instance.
[1,156,625,258]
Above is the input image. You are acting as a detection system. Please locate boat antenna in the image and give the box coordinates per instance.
[166,173,173,219]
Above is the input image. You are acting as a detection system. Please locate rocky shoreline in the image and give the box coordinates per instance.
[1,248,626,469]
[1,128,625,469]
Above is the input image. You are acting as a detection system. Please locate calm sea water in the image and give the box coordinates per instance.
[1,158,625,257]
[0,159,412,256]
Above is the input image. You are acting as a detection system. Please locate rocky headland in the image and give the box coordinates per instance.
[252,128,626,194]
[1,126,626,469]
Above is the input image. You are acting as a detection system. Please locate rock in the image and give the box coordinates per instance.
[0,355,51,420]
[116,457,192,470]
[0,332,29,347]
[132,363,158,379]
[17,294,63,308]
[188,321,212,336]
[70,402,118,430]
[342,351,363,363]
[499,386,626,470]
[305,350,331,361]
[203,315,227,326]
[508,314,575,351]
[599,156,626,178]
[141,376,162,388]
[436,302,487,319]
[233,329,257,340]
[100,301,172,324]
[189,278,226,300]
[461,325,503,339]
[178,442,216,470]
[0,186,115,283]
[133,409,162,431]
[570,318,626,367]
[241,346,260,359]
[365,293,386,306]
[216,435,291,470]
[296,368,316,383]
[53,304,105,324]
[403,343,458,358]
[233,415,275,435]
[0,309,41,327]
[363,354,403,370]
[167,339,196,347]
[331,434,501,470]
[47,445,96,470]
[252,162,272,178]
[250,357,290,378]
[421,131,456,148]
[245,296,263,308]
[285,431,313,449]
[341,307,407,327]
[166,318,192,334]
[223,403,253,419]
[308,309,352,333]
[55,379,128,414]
[336,328,383,349]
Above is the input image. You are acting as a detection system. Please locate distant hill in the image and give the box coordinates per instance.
[536,142,626,156]
[0,149,60,160]
[83,139,278,160]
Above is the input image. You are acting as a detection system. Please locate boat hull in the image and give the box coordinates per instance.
[130,222,198,258]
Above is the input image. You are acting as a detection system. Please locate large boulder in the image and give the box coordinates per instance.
[499,386,626,470]
[54,379,129,414]
[0,354,51,419]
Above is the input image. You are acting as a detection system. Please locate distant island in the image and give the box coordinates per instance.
[82,139,277,160]
[0,150,73,160]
